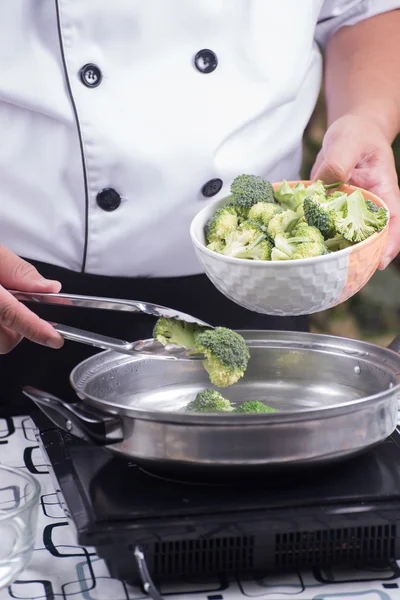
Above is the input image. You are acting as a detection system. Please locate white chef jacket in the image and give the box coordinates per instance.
[0,0,398,278]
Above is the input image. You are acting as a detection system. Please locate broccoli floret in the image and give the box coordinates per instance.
[226,203,249,223]
[207,240,226,254]
[328,190,347,199]
[267,209,303,241]
[205,205,238,244]
[365,199,379,213]
[230,175,275,211]
[222,221,268,259]
[291,223,324,243]
[154,319,250,388]
[208,231,272,260]
[186,389,234,413]
[270,247,291,261]
[325,235,354,252]
[153,317,203,350]
[274,180,328,211]
[272,232,327,261]
[335,189,388,243]
[248,202,283,227]
[241,238,272,260]
[234,401,277,414]
[195,327,250,387]
[273,180,304,211]
[303,192,348,239]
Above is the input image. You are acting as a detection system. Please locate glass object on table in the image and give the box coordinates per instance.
[0,465,40,589]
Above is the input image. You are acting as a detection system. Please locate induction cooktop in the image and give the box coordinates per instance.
[31,410,400,588]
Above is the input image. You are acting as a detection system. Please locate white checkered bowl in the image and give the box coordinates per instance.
[190,181,389,316]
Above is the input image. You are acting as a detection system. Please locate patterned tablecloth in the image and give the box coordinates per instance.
[1,415,400,600]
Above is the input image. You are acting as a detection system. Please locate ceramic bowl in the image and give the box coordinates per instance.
[190,181,389,316]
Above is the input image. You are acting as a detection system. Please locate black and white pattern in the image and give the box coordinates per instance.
[1,416,400,599]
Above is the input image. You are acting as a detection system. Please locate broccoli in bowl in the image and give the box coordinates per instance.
[190,177,389,316]
[203,175,389,262]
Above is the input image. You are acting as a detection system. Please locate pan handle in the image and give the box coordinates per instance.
[22,386,124,446]
[387,336,400,354]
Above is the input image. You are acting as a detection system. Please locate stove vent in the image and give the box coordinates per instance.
[275,524,397,568]
[153,536,254,577]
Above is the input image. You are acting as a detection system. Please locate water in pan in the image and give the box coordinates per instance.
[81,345,391,413]
[112,379,366,413]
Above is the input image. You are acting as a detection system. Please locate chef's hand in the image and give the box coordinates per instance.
[311,114,400,270]
[0,245,64,353]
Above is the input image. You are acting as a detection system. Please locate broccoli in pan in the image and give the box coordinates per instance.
[185,389,234,413]
[185,390,277,414]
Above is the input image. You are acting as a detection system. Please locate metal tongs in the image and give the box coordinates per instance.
[9,291,212,361]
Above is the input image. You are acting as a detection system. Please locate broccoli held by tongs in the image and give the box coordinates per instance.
[153,318,250,388]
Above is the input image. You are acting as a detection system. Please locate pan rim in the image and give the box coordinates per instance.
[69,329,400,425]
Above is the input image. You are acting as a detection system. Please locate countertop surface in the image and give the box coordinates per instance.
[1,415,400,600]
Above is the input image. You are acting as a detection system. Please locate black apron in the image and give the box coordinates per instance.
[0,259,308,416]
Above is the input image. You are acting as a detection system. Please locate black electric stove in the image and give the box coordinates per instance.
[31,410,400,586]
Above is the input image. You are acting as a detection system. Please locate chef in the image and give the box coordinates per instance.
[0,1,400,415]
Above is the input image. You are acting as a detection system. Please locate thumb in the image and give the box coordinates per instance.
[0,245,61,293]
[312,130,363,184]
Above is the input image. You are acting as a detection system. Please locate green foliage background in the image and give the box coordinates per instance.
[301,97,400,346]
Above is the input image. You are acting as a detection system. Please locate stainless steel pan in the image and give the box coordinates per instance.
[23,330,400,475]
